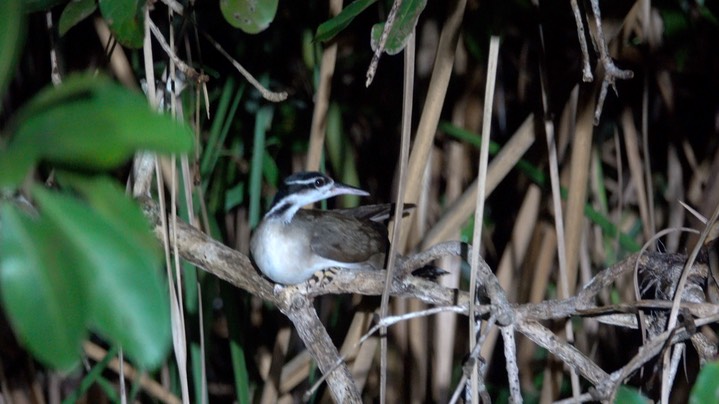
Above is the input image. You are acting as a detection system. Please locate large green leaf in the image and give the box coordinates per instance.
[690,361,719,404]
[0,0,25,107]
[315,0,378,43]
[220,0,278,34]
[59,0,97,37]
[57,173,159,254]
[0,74,194,188]
[33,187,171,370]
[370,0,426,55]
[0,204,86,370]
[98,0,144,48]
[615,386,650,404]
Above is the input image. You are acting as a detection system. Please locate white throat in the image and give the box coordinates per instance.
[266,192,322,224]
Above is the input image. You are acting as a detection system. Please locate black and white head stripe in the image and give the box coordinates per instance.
[267,172,336,222]
[265,172,368,223]
[270,172,333,208]
[284,172,333,187]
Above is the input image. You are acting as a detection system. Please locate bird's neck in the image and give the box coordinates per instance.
[265,198,303,224]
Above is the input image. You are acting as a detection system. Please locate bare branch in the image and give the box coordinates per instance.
[141,199,714,401]
[148,19,209,86]
[587,0,634,123]
[569,0,593,82]
[200,31,287,102]
[366,0,403,87]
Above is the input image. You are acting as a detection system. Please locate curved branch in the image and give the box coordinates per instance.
[142,199,711,401]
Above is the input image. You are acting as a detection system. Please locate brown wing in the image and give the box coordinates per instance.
[333,203,415,222]
[295,210,388,264]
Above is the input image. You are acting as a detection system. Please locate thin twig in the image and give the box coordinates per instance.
[200,31,287,102]
[159,0,185,15]
[304,305,466,401]
[84,342,181,404]
[588,0,634,124]
[366,0,403,86]
[501,326,522,403]
[148,19,208,85]
[46,11,62,86]
[569,0,593,82]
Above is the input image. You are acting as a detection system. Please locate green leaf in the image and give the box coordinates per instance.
[221,283,251,404]
[0,74,194,188]
[326,102,343,170]
[261,149,279,186]
[0,0,25,107]
[225,182,244,211]
[220,0,278,34]
[62,345,119,404]
[249,105,274,228]
[614,386,650,404]
[59,0,97,37]
[0,204,86,370]
[56,173,160,256]
[661,9,689,39]
[33,187,171,370]
[315,0,378,43]
[98,0,144,48]
[698,4,719,26]
[370,0,426,55]
[690,361,719,404]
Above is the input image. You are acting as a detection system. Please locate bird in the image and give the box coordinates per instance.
[250,171,391,285]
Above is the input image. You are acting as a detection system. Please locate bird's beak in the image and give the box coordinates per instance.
[329,181,370,198]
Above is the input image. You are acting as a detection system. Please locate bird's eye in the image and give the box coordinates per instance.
[314,178,326,188]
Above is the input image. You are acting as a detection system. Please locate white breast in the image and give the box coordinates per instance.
[250,220,358,285]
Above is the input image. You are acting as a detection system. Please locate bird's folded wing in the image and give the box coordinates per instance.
[333,203,415,222]
[299,211,388,263]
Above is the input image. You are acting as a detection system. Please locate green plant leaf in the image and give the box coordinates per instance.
[370,0,426,55]
[56,173,160,257]
[98,0,144,48]
[249,105,274,228]
[315,0,377,43]
[0,204,86,370]
[614,386,650,404]
[221,284,251,404]
[59,0,97,37]
[690,361,719,404]
[62,345,119,404]
[0,74,194,188]
[0,0,25,107]
[220,0,278,34]
[698,4,719,26]
[33,187,171,370]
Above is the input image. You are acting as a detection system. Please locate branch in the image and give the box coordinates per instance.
[588,0,634,124]
[569,0,634,124]
[200,31,287,102]
[365,0,402,86]
[141,198,713,400]
[275,293,362,402]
